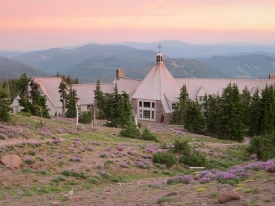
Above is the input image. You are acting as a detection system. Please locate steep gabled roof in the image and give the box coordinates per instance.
[132,53,180,113]
[114,77,141,96]
[175,78,275,100]
[33,77,63,108]
[72,83,113,105]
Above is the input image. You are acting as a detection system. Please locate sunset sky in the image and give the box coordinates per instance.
[1,0,275,50]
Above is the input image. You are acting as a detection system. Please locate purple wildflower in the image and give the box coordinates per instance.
[199,177,211,184]
[117,145,124,151]
[120,162,128,168]
[92,141,100,146]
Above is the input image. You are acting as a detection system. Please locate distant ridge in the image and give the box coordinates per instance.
[201,54,275,78]
[0,56,48,81]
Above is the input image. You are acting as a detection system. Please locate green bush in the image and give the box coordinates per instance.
[246,135,275,161]
[140,128,158,142]
[173,139,191,155]
[119,124,140,138]
[79,110,93,124]
[179,150,207,167]
[152,151,176,168]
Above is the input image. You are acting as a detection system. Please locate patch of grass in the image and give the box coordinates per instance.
[264,197,275,203]
[210,191,220,198]
[157,197,175,204]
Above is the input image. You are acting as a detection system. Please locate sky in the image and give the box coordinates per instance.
[1,0,275,51]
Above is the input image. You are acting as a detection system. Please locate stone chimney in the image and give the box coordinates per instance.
[116,69,125,80]
[269,74,275,79]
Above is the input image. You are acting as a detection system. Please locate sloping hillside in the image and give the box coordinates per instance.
[65,56,228,83]
[0,56,48,81]
[13,44,157,74]
[201,54,275,78]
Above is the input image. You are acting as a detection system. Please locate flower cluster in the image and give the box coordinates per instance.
[127,149,137,156]
[120,162,128,168]
[92,141,100,146]
[117,145,124,151]
[167,174,194,185]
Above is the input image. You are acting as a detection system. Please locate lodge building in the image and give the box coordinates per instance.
[11,51,275,123]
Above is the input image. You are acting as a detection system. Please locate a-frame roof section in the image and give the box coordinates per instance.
[33,77,63,108]
[132,54,180,113]
[197,86,207,97]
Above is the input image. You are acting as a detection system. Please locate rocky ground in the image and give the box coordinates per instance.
[0,114,275,206]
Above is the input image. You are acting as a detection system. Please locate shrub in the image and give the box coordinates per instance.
[137,122,142,128]
[140,128,158,142]
[246,135,275,161]
[119,124,140,138]
[79,110,93,124]
[173,139,191,156]
[179,150,207,167]
[153,151,176,168]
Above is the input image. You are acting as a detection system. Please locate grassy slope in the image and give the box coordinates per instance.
[0,115,274,205]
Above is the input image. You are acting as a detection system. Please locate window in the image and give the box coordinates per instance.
[137,100,156,121]
[143,110,150,119]
[199,96,203,101]
[172,104,176,109]
[87,105,91,110]
[144,102,150,108]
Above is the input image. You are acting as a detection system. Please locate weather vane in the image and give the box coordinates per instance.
[157,44,162,53]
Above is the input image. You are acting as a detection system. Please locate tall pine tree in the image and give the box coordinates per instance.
[65,89,78,118]
[259,85,275,135]
[241,86,251,127]
[0,87,11,122]
[59,81,67,116]
[184,100,204,133]
[249,88,261,136]
[94,78,106,119]
[216,83,244,141]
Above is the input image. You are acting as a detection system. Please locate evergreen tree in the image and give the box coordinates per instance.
[184,100,204,133]
[105,84,133,128]
[94,78,106,119]
[17,73,31,113]
[249,88,261,136]
[203,94,222,134]
[216,83,244,141]
[170,103,181,124]
[171,84,190,125]
[58,81,67,116]
[65,89,78,118]
[0,87,11,122]
[29,79,50,118]
[259,85,275,134]
[241,86,251,127]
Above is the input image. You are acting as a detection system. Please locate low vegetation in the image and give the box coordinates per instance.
[0,114,275,205]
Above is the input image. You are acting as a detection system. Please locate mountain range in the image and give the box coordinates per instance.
[1,41,275,83]
[0,56,48,81]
